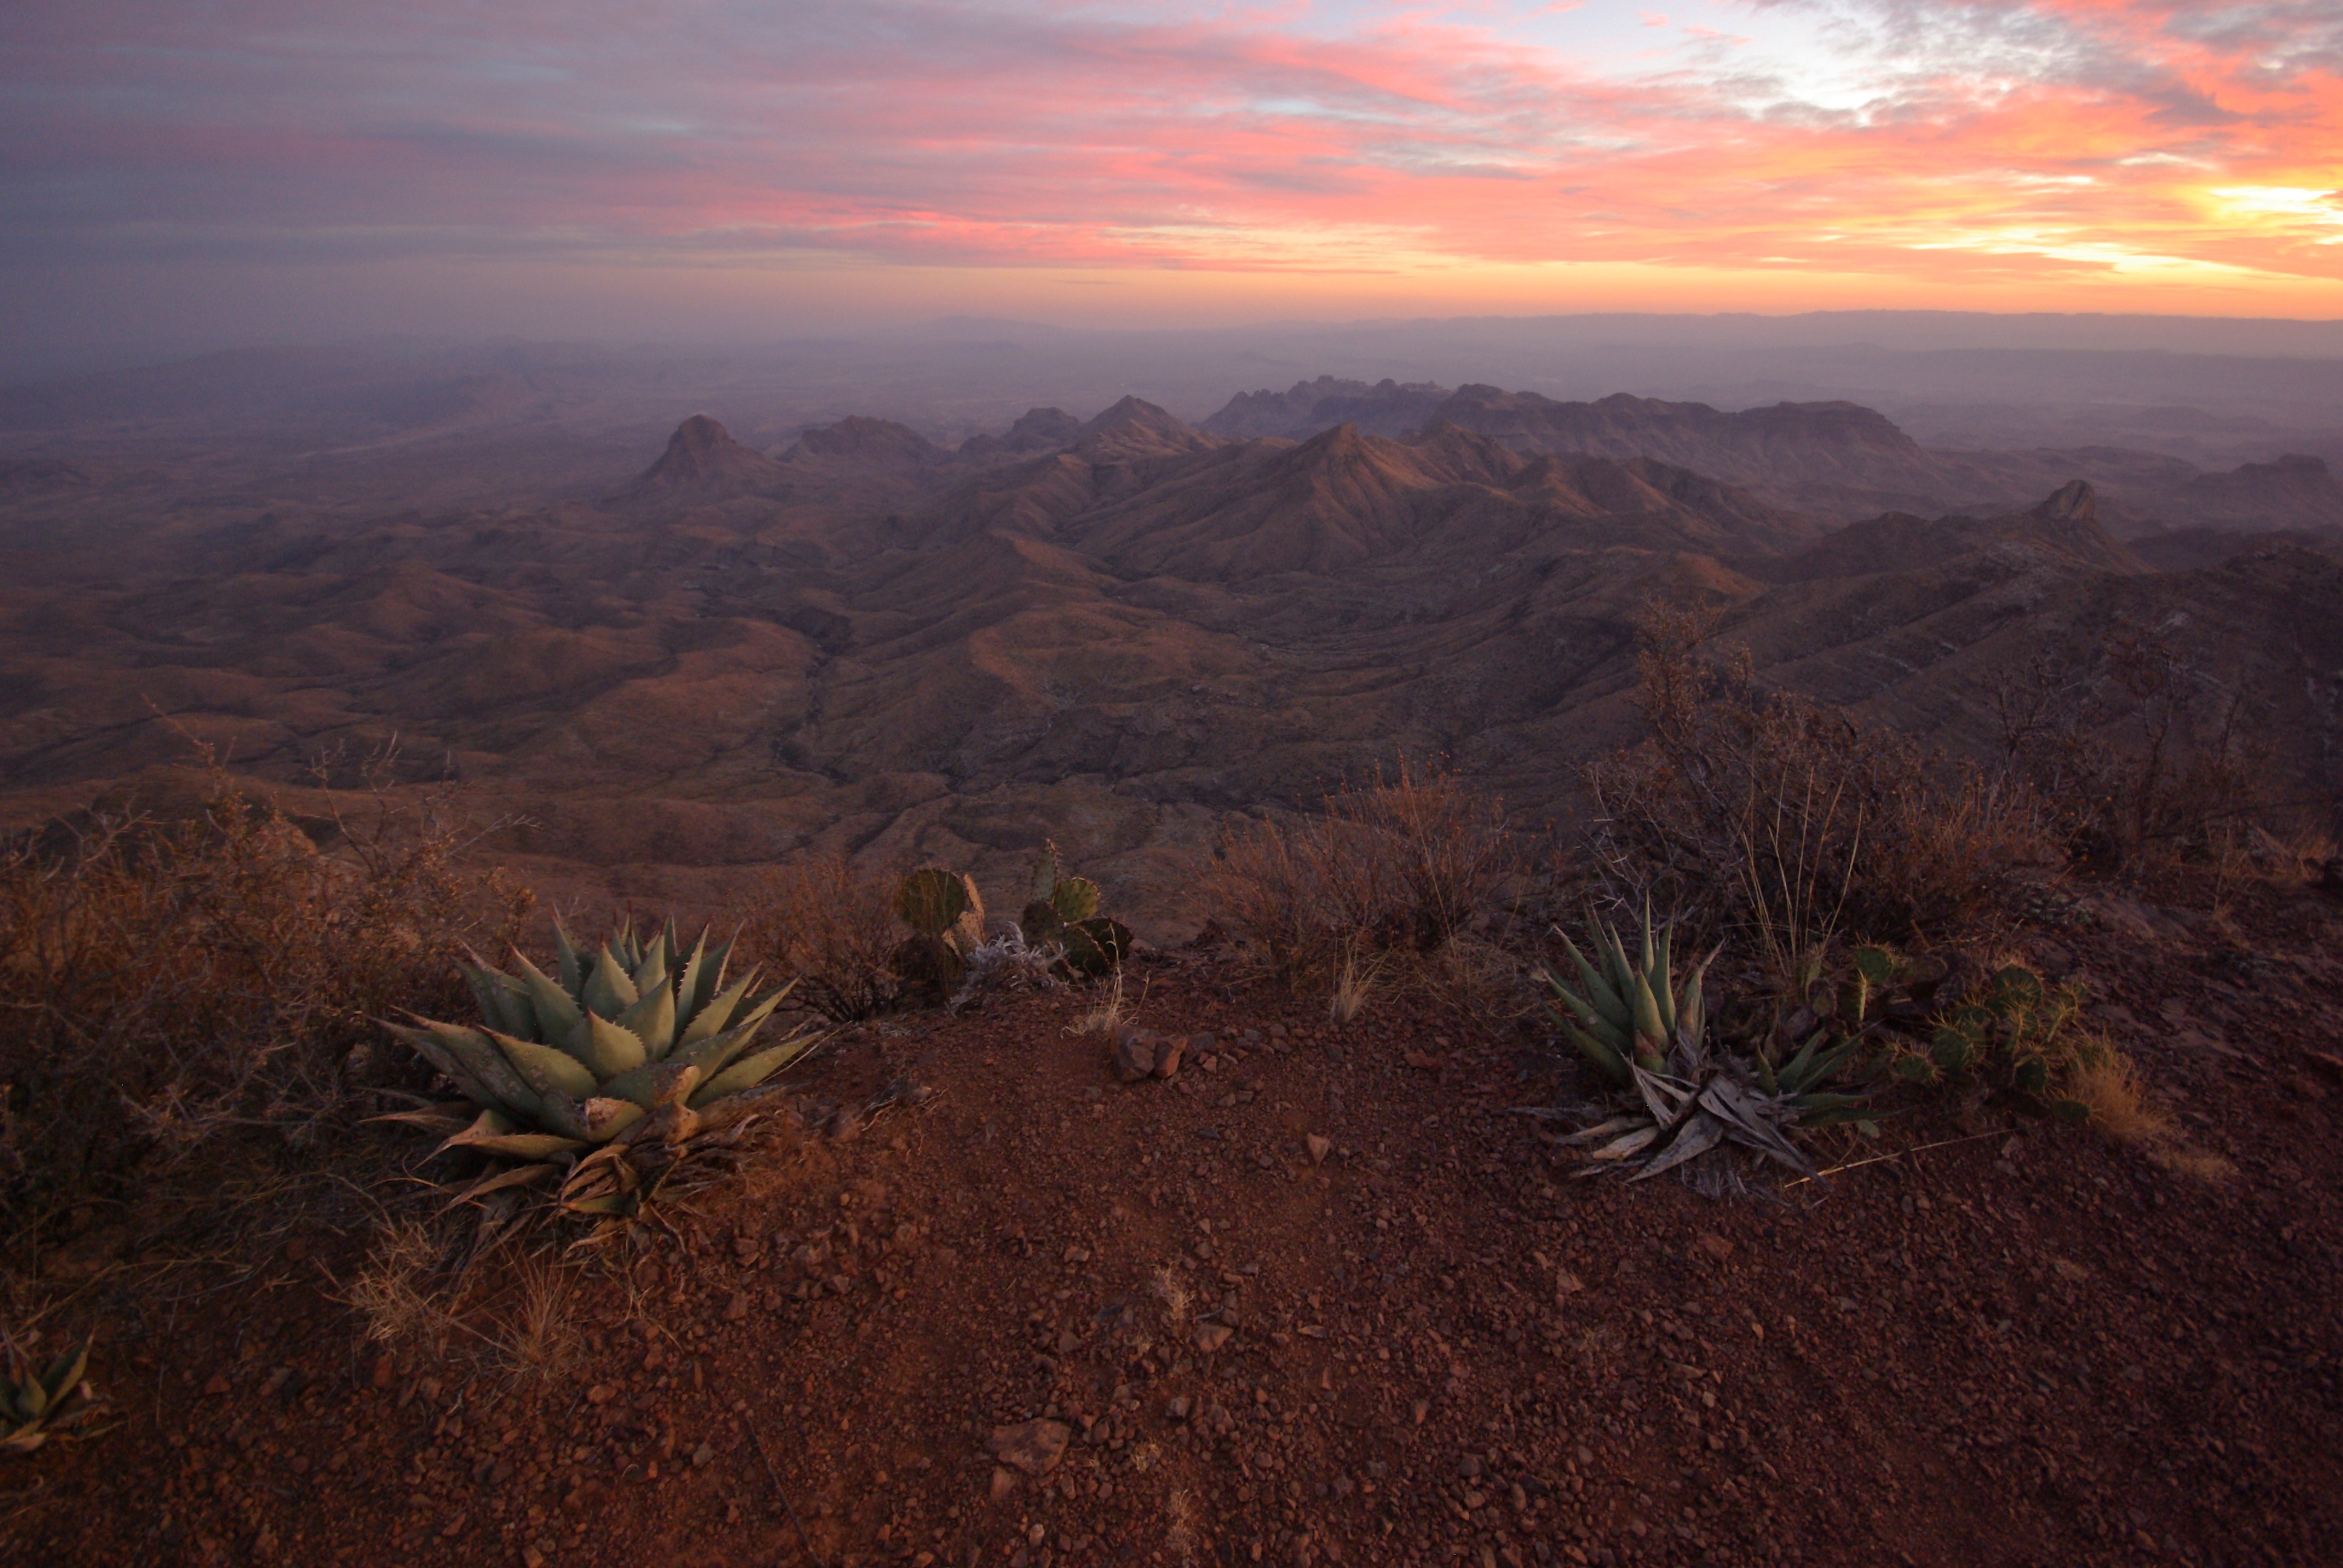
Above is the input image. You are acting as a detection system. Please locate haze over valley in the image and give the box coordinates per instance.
[5,315,2339,930]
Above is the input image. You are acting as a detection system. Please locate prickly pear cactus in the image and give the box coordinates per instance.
[1018,842,1129,978]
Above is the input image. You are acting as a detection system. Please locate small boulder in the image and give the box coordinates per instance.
[1112,1028,1155,1082]
[1152,1035,1187,1079]
[988,1419,1072,1477]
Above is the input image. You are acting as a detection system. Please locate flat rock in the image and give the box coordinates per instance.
[988,1419,1072,1476]
[1195,1322,1234,1354]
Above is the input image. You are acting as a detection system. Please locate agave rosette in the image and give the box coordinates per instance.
[384,920,818,1214]
[2,1338,108,1456]
[1529,906,1877,1181]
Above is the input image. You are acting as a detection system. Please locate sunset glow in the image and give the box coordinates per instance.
[6,0,2342,338]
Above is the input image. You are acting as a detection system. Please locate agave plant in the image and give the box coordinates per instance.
[1527,906,1875,1181]
[1017,843,1132,978]
[2,1338,106,1456]
[384,920,818,1220]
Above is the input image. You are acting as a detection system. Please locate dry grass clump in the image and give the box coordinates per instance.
[739,855,905,1022]
[1588,603,2056,960]
[342,1217,585,1382]
[0,773,529,1243]
[1066,968,1134,1037]
[2059,1037,2233,1181]
[1208,765,1525,991]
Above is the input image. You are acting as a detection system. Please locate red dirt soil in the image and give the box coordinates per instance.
[13,874,2343,1568]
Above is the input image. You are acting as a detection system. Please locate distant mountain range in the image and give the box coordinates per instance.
[4,380,2336,930]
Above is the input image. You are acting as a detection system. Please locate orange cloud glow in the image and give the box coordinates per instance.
[4,1,2339,330]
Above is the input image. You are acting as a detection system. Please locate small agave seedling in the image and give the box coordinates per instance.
[1018,842,1132,978]
[1527,904,1876,1181]
[384,920,817,1220]
[2,1338,106,1456]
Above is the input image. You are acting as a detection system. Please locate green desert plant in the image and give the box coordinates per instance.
[1018,841,1132,978]
[383,919,817,1224]
[2,1337,106,1455]
[1529,905,1877,1181]
[1892,962,2091,1122]
[891,867,989,993]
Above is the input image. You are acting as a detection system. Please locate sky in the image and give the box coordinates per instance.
[5,0,2342,358]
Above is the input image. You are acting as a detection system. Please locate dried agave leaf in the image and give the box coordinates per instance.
[1631,1111,1726,1181]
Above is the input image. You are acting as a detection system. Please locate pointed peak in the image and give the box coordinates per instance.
[2033,480,2098,523]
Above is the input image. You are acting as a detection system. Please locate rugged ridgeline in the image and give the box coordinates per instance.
[1199,377,2343,532]
[2,385,2339,932]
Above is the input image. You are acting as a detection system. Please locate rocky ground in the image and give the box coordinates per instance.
[10,864,2343,1568]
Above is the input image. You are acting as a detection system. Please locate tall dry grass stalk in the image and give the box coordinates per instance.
[1327,942,1381,1023]
[1066,967,1133,1037]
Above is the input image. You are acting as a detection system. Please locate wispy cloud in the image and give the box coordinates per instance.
[3,1,2339,311]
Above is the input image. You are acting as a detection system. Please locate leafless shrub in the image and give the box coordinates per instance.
[1587,603,2056,957]
[0,768,530,1241]
[739,856,905,1022]
[1988,626,2295,866]
[1209,765,1524,985]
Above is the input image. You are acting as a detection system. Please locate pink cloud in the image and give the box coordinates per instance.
[2,1,2339,304]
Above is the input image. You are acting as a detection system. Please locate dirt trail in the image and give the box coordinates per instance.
[15,875,2343,1568]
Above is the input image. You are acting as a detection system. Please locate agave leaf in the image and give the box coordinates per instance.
[614,981,678,1060]
[583,1097,645,1142]
[1631,1063,1694,1129]
[461,965,528,1039]
[582,943,639,1018]
[1558,1017,1630,1087]
[383,1022,504,1115]
[552,917,584,1004]
[511,950,583,1043]
[689,935,734,1021]
[595,1057,701,1112]
[1630,1109,1725,1181]
[677,971,760,1050]
[489,1030,600,1103]
[1050,875,1101,924]
[1629,973,1668,1059]
[565,1011,647,1079]
[533,1089,591,1141]
[1554,927,1628,1030]
[688,1034,817,1108]
[1650,918,1676,1039]
[438,1109,585,1162]
[673,930,710,1029]
[15,1377,46,1421]
[419,1018,543,1119]
[1589,1125,1661,1161]
[369,1102,480,1135]
[442,1161,560,1209]
[1556,1114,1645,1145]
[634,927,671,996]
[44,1345,85,1405]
